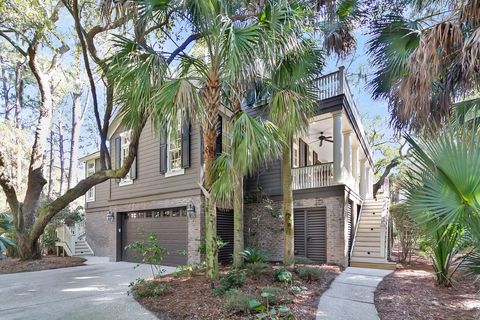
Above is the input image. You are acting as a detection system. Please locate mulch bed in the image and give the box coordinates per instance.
[135,264,340,320]
[0,256,87,274]
[375,252,480,320]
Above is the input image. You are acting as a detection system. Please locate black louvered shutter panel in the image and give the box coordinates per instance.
[306,207,327,263]
[217,209,234,263]
[294,209,306,257]
[215,115,222,156]
[181,119,191,168]
[305,143,310,165]
[159,129,168,173]
[114,137,121,169]
[299,139,306,167]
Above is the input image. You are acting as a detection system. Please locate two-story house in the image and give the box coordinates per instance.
[76,67,391,268]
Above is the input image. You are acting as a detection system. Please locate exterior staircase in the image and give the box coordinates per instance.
[350,197,395,270]
[56,220,94,257]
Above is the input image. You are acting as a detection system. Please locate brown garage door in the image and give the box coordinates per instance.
[294,207,327,263]
[122,208,187,266]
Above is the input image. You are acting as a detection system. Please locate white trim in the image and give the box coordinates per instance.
[119,130,133,186]
[86,160,96,202]
[79,151,100,163]
[119,179,134,186]
[164,168,185,178]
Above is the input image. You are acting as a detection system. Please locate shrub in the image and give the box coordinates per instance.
[245,262,271,279]
[260,286,293,305]
[129,279,169,298]
[294,256,313,265]
[241,248,270,263]
[173,262,206,277]
[214,270,247,295]
[295,266,325,282]
[223,289,255,314]
[273,268,292,283]
[124,233,167,278]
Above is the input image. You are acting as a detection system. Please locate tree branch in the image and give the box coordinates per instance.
[167,33,202,64]
[0,31,27,56]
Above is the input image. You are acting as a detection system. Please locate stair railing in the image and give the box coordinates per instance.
[349,199,364,264]
[379,199,390,259]
[55,225,75,256]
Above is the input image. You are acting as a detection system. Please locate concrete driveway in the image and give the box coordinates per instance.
[0,256,176,320]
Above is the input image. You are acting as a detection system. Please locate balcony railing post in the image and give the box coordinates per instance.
[338,66,345,95]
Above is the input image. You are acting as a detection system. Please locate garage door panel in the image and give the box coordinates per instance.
[122,208,187,266]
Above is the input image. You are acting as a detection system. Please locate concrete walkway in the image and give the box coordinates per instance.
[0,256,176,320]
[316,267,393,320]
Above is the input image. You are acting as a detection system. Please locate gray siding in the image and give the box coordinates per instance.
[86,120,202,210]
[246,159,282,198]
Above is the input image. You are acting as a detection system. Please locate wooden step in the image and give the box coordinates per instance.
[350,261,396,270]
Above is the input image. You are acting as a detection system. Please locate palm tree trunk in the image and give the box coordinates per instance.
[282,144,294,265]
[233,170,244,268]
[203,69,221,279]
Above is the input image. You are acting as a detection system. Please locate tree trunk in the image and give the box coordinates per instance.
[203,70,220,279]
[232,170,244,268]
[58,113,65,195]
[17,232,41,260]
[47,129,54,199]
[282,144,294,266]
[68,92,85,190]
[1,60,10,120]
[14,62,23,129]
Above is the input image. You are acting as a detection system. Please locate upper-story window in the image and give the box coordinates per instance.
[119,131,133,185]
[86,160,95,202]
[292,138,299,168]
[166,114,184,176]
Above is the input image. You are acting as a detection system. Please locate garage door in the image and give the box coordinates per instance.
[294,207,327,263]
[122,207,187,266]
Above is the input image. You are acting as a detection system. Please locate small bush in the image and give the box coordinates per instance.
[173,262,206,277]
[223,289,255,314]
[129,279,169,298]
[273,268,292,283]
[241,248,270,263]
[294,256,314,265]
[214,270,247,295]
[245,262,271,279]
[295,266,325,282]
[260,286,293,305]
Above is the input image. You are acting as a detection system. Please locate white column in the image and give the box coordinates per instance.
[352,145,359,192]
[333,111,343,183]
[359,158,367,198]
[343,130,352,174]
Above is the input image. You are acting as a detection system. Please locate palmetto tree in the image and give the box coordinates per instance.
[368,0,480,132]
[267,44,324,265]
[212,112,283,268]
[403,116,480,285]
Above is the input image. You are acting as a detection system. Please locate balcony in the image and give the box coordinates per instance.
[292,163,334,190]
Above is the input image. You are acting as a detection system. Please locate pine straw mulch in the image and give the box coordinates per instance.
[0,255,86,274]
[135,264,340,320]
[375,252,480,320]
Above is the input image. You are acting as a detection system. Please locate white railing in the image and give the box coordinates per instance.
[292,163,334,190]
[349,198,364,262]
[379,199,390,259]
[314,68,373,158]
[55,225,74,256]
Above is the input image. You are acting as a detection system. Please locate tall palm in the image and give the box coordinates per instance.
[267,43,324,265]
[109,0,309,278]
[368,0,480,132]
[212,112,283,268]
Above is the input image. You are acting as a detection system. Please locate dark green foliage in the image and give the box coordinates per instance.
[173,262,206,277]
[295,266,325,282]
[245,262,271,279]
[223,289,255,314]
[273,268,292,283]
[0,212,15,256]
[214,270,248,295]
[129,278,169,298]
[241,247,270,263]
[40,226,57,254]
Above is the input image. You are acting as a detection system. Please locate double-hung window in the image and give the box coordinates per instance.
[86,161,95,202]
[165,114,184,176]
[119,131,133,185]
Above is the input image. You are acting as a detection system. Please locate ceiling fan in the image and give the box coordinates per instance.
[310,132,333,147]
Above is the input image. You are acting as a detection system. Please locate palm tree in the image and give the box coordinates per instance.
[212,112,283,268]
[267,44,324,265]
[402,114,480,285]
[109,0,312,278]
[368,0,480,132]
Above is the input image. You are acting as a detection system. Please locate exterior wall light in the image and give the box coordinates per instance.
[186,202,196,219]
[106,211,114,222]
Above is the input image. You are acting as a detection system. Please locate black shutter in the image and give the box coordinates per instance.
[115,137,121,169]
[313,151,318,165]
[305,143,309,166]
[299,139,306,167]
[181,119,191,168]
[215,115,222,156]
[159,128,168,173]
